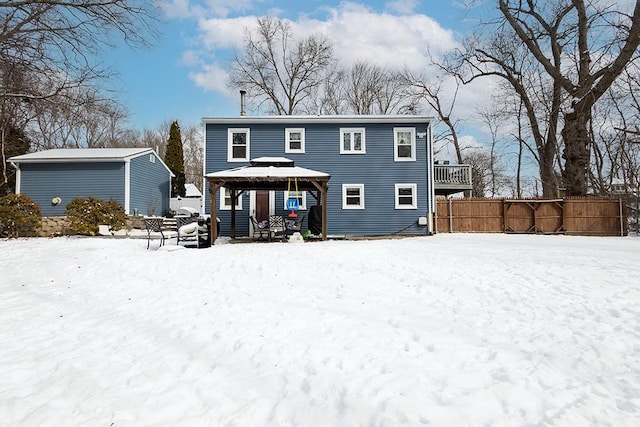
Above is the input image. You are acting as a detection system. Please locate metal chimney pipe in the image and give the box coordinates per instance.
[240,90,246,116]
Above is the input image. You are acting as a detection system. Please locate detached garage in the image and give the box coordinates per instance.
[9,148,173,216]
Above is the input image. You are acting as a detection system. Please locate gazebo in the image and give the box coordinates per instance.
[205,157,330,244]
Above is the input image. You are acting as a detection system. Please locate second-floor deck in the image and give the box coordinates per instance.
[434,164,473,196]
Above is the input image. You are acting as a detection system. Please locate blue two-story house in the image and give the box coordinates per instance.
[203,115,437,240]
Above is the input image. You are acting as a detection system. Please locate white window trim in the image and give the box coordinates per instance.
[220,187,243,210]
[342,184,365,209]
[395,183,417,209]
[227,128,250,162]
[340,128,366,154]
[283,190,307,210]
[285,128,305,153]
[394,127,416,162]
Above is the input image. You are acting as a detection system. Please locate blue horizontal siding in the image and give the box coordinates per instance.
[205,120,430,236]
[129,152,171,216]
[19,162,125,216]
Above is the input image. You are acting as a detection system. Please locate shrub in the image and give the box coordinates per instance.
[0,193,41,238]
[65,197,127,236]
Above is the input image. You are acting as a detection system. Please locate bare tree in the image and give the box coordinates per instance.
[462,150,493,197]
[593,67,640,194]
[0,0,158,183]
[181,123,204,192]
[493,1,640,195]
[27,85,133,149]
[320,61,412,115]
[135,119,173,159]
[0,1,158,101]
[402,68,464,164]
[477,108,505,197]
[449,27,563,197]
[228,17,337,115]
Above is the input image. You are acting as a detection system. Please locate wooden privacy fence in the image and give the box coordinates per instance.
[436,197,628,236]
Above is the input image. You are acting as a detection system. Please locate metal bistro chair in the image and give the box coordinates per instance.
[268,215,286,241]
[143,217,173,249]
[250,216,270,241]
[283,213,305,238]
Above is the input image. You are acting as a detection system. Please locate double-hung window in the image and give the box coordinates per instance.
[220,187,242,210]
[394,127,416,161]
[395,183,417,209]
[340,128,365,154]
[342,184,365,209]
[285,128,305,153]
[228,128,250,162]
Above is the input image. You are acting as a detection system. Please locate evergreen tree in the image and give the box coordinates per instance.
[164,120,186,198]
[1,121,31,195]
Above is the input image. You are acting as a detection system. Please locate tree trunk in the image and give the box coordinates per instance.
[539,139,558,197]
[561,109,591,195]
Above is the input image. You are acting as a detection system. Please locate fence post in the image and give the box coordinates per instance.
[619,198,624,237]
[448,197,453,233]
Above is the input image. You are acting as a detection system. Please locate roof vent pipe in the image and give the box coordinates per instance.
[240,90,246,116]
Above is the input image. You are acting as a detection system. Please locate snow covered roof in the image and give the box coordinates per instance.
[9,148,155,163]
[206,157,329,182]
[205,164,329,180]
[184,184,202,197]
[202,115,433,125]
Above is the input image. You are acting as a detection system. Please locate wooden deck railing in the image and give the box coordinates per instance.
[434,164,473,195]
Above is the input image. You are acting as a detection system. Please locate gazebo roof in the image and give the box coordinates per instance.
[205,157,330,192]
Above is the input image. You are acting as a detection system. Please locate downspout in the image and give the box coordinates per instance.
[426,121,435,234]
[124,159,131,215]
[202,119,207,215]
[11,161,20,194]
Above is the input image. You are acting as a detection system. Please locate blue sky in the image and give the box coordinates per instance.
[103,1,489,133]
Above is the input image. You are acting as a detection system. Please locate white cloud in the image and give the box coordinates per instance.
[197,15,258,49]
[184,2,461,99]
[293,4,458,69]
[189,63,231,94]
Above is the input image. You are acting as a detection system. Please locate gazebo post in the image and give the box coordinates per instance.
[209,183,219,245]
[321,182,328,241]
[230,189,237,239]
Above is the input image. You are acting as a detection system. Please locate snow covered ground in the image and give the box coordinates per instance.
[0,233,638,426]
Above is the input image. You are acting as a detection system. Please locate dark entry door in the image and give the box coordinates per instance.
[255,191,270,222]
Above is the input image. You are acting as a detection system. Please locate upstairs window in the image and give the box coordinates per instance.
[340,128,366,154]
[342,184,365,209]
[395,183,417,209]
[285,128,305,153]
[228,128,250,162]
[220,187,242,210]
[394,127,416,161]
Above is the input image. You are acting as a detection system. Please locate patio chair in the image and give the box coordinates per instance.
[268,215,286,241]
[143,217,177,249]
[250,216,270,241]
[283,213,305,238]
[176,215,207,248]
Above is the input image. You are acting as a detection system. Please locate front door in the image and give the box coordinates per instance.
[255,191,270,222]
[249,190,275,236]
